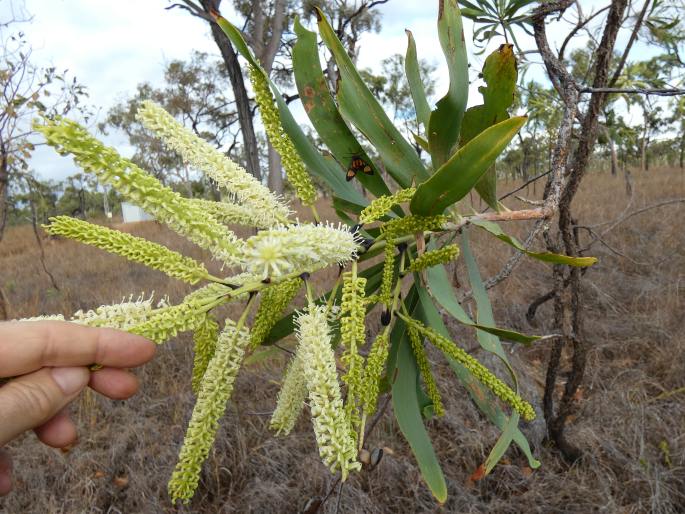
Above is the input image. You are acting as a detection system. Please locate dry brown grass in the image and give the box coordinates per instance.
[0,168,684,513]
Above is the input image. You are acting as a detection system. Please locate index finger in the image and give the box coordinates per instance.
[0,321,156,377]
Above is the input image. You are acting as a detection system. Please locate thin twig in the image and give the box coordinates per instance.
[577,86,685,97]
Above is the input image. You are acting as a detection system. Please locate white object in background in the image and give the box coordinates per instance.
[121,202,154,223]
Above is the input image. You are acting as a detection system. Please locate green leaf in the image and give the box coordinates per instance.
[315,8,428,188]
[426,260,538,345]
[460,44,518,210]
[390,299,448,503]
[427,0,469,169]
[482,412,520,476]
[411,116,526,216]
[292,18,392,199]
[415,285,540,471]
[404,29,431,131]
[213,13,368,211]
[470,219,598,267]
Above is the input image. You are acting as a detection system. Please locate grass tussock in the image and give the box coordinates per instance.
[0,168,684,513]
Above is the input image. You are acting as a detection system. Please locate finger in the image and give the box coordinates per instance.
[0,367,89,446]
[89,368,140,400]
[0,321,155,376]
[0,448,11,496]
[34,410,77,449]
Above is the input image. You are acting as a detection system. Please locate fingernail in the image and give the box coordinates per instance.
[51,367,89,395]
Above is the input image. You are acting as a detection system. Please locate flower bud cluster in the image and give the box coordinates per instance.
[380,239,397,305]
[295,306,360,479]
[35,117,242,265]
[250,277,302,348]
[242,223,359,279]
[45,216,208,284]
[137,101,290,227]
[359,187,416,224]
[248,65,316,206]
[361,331,389,415]
[407,324,445,417]
[382,214,448,238]
[407,244,460,273]
[191,314,220,394]
[270,353,307,436]
[168,320,251,503]
[407,318,536,421]
[340,272,367,437]
[188,198,266,228]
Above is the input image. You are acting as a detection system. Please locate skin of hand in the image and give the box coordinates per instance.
[0,321,156,496]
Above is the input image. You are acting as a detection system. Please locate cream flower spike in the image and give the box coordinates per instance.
[136,101,290,228]
[241,222,360,279]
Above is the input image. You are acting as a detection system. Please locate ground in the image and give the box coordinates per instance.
[0,168,683,513]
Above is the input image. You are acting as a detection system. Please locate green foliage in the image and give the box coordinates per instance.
[30,3,604,507]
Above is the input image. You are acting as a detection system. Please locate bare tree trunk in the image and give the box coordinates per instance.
[0,141,9,242]
[196,0,262,182]
[267,144,283,194]
[640,119,648,172]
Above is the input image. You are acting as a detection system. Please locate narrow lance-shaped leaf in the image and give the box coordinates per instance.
[411,116,526,216]
[404,29,431,131]
[415,286,540,471]
[471,219,598,267]
[425,242,538,344]
[390,290,448,503]
[315,8,429,188]
[428,0,469,169]
[292,17,392,199]
[211,11,368,212]
[460,43,518,210]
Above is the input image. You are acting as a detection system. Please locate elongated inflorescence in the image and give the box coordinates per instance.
[191,314,220,394]
[35,117,242,265]
[250,277,302,348]
[168,321,251,503]
[361,331,390,416]
[241,223,360,279]
[405,317,536,422]
[407,244,460,273]
[137,100,290,227]
[295,306,360,479]
[359,187,416,224]
[340,272,367,439]
[270,353,308,436]
[44,216,209,284]
[248,65,317,206]
[407,324,445,416]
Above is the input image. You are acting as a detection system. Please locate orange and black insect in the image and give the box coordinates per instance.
[346,155,373,181]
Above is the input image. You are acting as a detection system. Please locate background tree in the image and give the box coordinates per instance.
[0,2,88,241]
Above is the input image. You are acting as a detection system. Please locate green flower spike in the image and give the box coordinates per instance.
[406,317,536,422]
[407,244,460,273]
[295,305,360,479]
[359,187,416,224]
[380,238,396,305]
[35,117,242,265]
[270,353,307,436]
[407,324,445,417]
[191,314,220,394]
[248,65,316,206]
[251,277,302,348]
[168,320,251,504]
[340,272,367,438]
[137,100,290,227]
[44,216,209,284]
[361,331,390,416]
[383,214,448,239]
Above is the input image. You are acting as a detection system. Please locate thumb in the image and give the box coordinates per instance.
[0,367,90,446]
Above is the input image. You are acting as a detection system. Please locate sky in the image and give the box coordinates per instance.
[0,0,659,182]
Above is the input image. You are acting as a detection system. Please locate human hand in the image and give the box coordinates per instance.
[0,321,156,496]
